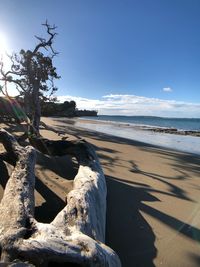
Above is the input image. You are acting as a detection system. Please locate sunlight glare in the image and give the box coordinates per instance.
[0,32,18,96]
[0,32,7,55]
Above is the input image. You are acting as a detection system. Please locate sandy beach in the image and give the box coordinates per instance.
[1,117,200,267]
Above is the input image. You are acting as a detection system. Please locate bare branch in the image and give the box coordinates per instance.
[0,54,26,93]
[34,35,46,44]
[33,21,58,56]
[3,53,25,77]
[0,76,26,92]
[0,85,6,96]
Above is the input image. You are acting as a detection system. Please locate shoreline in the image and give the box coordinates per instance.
[77,116,200,135]
[1,118,200,267]
[54,117,200,155]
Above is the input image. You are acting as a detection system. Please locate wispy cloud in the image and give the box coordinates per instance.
[163,87,173,92]
[57,94,200,118]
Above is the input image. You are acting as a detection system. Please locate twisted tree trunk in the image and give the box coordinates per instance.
[0,129,121,266]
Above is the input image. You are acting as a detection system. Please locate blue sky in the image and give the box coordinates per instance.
[0,0,200,117]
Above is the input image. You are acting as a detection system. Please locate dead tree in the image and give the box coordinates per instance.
[0,129,121,266]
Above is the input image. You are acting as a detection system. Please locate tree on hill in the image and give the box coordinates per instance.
[40,100,77,117]
[0,21,60,135]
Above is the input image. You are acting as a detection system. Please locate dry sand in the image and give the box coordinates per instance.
[1,117,200,267]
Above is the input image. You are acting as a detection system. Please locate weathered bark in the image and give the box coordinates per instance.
[31,83,41,136]
[0,130,36,263]
[0,129,121,266]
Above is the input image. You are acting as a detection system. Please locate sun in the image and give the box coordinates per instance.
[0,32,11,70]
[0,32,8,55]
[0,32,17,96]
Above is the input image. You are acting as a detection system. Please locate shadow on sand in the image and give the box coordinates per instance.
[34,176,66,223]
[105,175,200,267]
[106,176,157,267]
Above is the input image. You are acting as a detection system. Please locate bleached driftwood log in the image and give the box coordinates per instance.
[0,129,121,266]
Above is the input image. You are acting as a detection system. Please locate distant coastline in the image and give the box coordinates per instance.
[41,100,98,117]
[79,115,200,132]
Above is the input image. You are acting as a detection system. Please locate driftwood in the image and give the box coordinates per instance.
[0,129,121,266]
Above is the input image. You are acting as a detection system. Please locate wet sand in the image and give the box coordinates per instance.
[1,117,200,267]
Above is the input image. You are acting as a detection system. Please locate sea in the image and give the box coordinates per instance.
[75,115,200,155]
